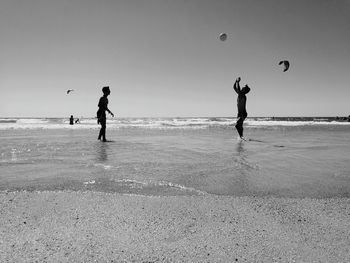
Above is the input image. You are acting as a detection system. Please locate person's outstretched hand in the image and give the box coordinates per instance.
[236,77,241,82]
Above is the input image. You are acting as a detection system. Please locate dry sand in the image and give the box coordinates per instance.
[1,191,349,262]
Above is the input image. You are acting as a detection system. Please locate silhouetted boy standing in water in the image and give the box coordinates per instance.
[233,77,250,140]
[97,86,114,142]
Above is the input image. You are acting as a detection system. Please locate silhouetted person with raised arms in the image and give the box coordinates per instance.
[233,77,250,140]
[97,86,114,142]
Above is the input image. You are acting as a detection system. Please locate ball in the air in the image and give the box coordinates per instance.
[219,33,227,41]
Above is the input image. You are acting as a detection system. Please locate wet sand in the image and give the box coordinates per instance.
[1,191,349,262]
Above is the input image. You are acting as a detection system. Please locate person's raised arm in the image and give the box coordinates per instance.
[233,77,241,94]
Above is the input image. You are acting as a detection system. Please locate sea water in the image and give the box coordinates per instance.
[1,117,350,198]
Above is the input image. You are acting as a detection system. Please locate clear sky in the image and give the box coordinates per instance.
[1,0,349,117]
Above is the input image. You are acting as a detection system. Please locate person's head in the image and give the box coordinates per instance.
[102,86,110,96]
[242,85,250,94]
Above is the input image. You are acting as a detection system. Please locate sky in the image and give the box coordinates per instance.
[1,0,349,118]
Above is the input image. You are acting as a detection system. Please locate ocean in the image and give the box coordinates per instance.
[1,117,350,198]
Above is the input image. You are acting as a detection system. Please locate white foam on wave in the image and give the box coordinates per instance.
[113,178,206,195]
[246,120,350,126]
[93,163,112,170]
[157,180,207,195]
[16,119,49,124]
[83,180,96,185]
[0,123,98,130]
[1,117,349,130]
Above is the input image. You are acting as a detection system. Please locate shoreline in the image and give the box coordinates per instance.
[1,190,349,262]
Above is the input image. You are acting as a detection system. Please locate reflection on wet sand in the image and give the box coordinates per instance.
[96,142,109,163]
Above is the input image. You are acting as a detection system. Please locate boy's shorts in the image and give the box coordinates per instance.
[237,111,248,119]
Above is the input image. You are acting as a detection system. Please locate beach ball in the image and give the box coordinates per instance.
[219,33,227,41]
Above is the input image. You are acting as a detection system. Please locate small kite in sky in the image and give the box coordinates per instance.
[279,60,290,72]
[66,89,74,94]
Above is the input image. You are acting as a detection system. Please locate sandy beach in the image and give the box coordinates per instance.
[1,191,349,262]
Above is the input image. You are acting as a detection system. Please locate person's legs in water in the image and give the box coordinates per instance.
[98,117,107,141]
[235,117,244,137]
[235,112,247,138]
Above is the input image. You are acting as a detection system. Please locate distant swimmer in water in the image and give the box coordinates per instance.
[69,115,74,125]
[233,77,250,140]
[97,86,114,142]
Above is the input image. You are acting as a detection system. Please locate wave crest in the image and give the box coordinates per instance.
[0,117,349,130]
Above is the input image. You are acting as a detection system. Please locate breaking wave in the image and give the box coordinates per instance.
[0,117,349,130]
